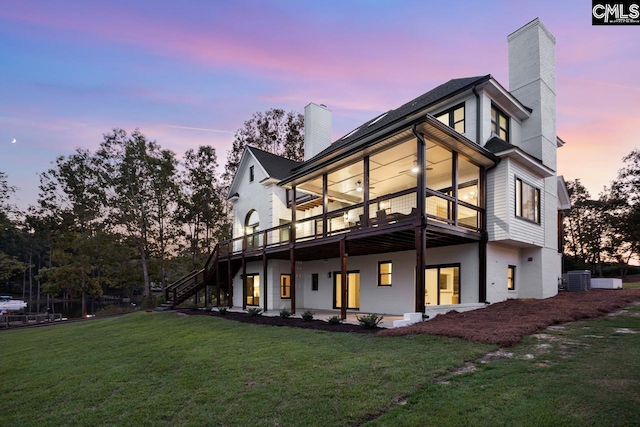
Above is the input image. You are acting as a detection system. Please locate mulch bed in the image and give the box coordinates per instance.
[180,309,379,334]
[378,289,640,347]
[178,289,640,345]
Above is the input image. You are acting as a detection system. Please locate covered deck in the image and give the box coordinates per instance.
[218,116,498,319]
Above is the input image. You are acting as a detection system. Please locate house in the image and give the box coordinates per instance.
[179,18,571,322]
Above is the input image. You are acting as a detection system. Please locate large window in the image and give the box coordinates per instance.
[435,103,465,133]
[507,266,516,290]
[491,105,509,141]
[378,261,392,286]
[245,274,260,306]
[425,265,460,306]
[280,274,291,299]
[515,178,540,224]
[245,210,260,248]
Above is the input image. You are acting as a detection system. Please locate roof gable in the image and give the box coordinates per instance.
[300,75,491,166]
[227,146,302,199]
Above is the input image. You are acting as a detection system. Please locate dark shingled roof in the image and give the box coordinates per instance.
[484,136,543,164]
[484,136,517,154]
[301,75,492,165]
[247,146,302,180]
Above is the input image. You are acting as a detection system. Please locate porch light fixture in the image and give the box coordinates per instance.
[356,181,363,192]
[411,162,420,173]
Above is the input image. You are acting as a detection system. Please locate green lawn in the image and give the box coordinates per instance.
[624,281,640,289]
[0,312,491,427]
[2,304,639,427]
[368,302,640,426]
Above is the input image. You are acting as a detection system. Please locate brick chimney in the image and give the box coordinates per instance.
[508,18,556,171]
[304,103,332,161]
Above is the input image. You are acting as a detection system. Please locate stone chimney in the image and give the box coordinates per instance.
[507,18,556,171]
[304,103,332,161]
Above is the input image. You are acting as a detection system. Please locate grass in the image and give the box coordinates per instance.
[624,281,640,289]
[2,303,639,426]
[366,302,640,426]
[0,312,491,427]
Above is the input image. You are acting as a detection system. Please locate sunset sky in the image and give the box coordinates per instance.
[1,0,638,209]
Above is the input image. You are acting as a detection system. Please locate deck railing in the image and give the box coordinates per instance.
[219,187,483,257]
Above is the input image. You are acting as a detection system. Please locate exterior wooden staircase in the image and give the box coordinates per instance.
[161,244,221,309]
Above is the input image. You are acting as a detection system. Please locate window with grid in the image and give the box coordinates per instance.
[280,274,291,299]
[491,105,509,141]
[435,103,465,134]
[378,261,392,286]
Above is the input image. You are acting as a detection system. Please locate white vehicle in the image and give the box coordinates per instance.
[0,296,27,312]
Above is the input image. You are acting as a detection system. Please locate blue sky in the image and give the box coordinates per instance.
[1,0,639,208]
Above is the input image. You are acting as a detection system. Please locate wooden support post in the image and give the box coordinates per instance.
[290,247,296,315]
[290,185,297,314]
[479,166,487,303]
[363,156,370,228]
[242,254,247,310]
[216,259,221,307]
[227,258,233,308]
[263,253,268,313]
[452,152,459,226]
[322,174,328,238]
[340,238,347,320]
[415,225,426,313]
[415,128,427,313]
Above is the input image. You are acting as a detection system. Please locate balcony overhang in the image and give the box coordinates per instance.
[280,115,498,188]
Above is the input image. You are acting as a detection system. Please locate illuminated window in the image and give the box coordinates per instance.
[435,103,465,133]
[515,178,541,224]
[507,266,516,290]
[491,105,509,141]
[280,274,291,299]
[378,261,392,286]
[245,274,260,306]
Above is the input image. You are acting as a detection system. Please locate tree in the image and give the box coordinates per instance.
[608,149,640,273]
[563,179,610,274]
[37,149,104,315]
[0,172,26,282]
[178,146,226,269]
[95,128,179,298]
[222,108,304,185]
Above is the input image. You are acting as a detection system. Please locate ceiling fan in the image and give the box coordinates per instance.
[399,161,433,174]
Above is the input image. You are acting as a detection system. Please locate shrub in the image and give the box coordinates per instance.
[217,306,228,315]
[301,310,315,322]
[356,313,384,329]
[327,315,343,325]
[246,307,263,317]
[279,308,292,318]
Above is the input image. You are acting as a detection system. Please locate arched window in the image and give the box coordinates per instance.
[245,210,260,248]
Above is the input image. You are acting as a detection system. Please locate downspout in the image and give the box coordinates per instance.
[473,85,492,304]
[412,124,427,315]
[472,86,481,145]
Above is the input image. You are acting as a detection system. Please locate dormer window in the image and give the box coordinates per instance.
[435,103,465,133]
[491,105,509,141]
[249,165,254,182]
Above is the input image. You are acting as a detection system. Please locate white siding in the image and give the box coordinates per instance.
[486,160,509,241]
[508,161,545,246]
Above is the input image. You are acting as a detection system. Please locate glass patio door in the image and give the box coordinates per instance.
[425,265,459,306]
[334,271,360,309]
